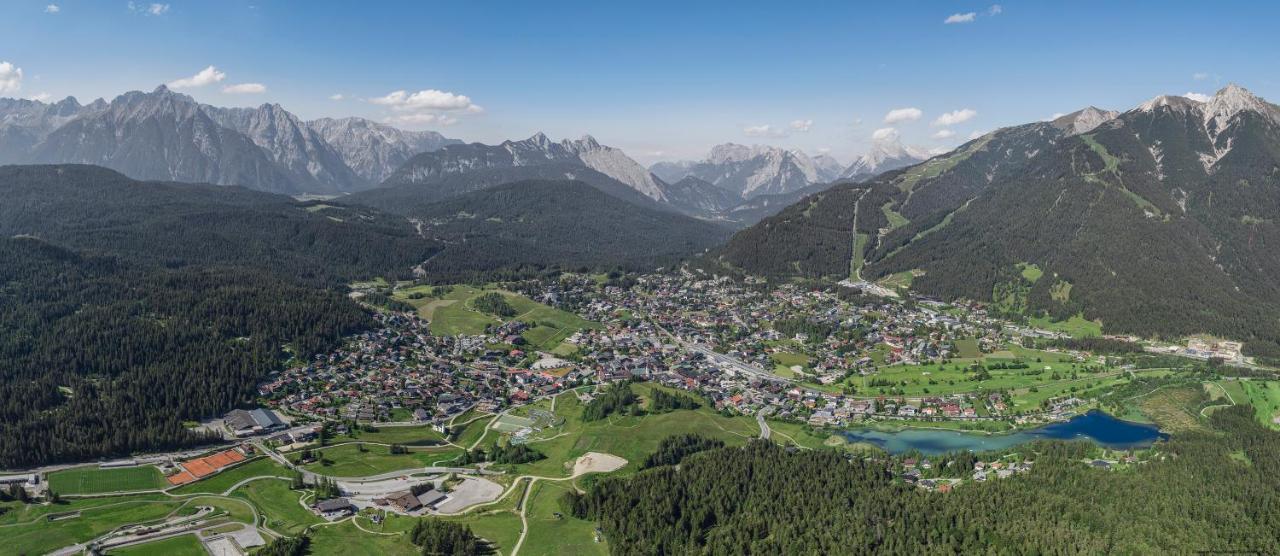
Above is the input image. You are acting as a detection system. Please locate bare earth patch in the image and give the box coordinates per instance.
[572,452,627,476]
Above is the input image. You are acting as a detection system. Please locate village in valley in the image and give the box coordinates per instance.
[5,268,1278,556]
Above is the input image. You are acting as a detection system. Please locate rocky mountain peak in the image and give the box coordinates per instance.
[1204,83,1278,130]
[1052,106,1120,135]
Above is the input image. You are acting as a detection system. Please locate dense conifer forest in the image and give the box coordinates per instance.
[566,406,1280,554]
[0,236,372,467]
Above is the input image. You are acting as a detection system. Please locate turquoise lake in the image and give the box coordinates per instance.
[840,410,1167,455]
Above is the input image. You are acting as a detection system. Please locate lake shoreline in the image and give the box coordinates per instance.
[840,410,1166,455]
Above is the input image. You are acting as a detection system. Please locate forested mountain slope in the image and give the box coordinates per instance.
[0,164,441,467]
[0,165,436,286]
[719,85,1280,356]
[397,180,732,281]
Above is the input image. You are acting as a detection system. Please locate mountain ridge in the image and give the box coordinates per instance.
[717,84,1280,355]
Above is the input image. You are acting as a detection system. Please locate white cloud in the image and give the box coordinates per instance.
[988,4,1003,15]
[28,92,52,102]
[370,89,480,112]
[129,2,169,15]
[929,147,951,156]
[790,119,813,132]
[222,83,266,94]
[1183,92,1211,103]
[945,12,976,24]
[932,129,956,139]
[883,107,922,124]
[168,65,226,89]
[1048,112,1066,121]
[0,62,23,94]
[329,94,345,101]
[1192,72,1210,81]
[933,108,977,126]
[968,130,986,140]
[44,4,60,13]
[743,124,788,138]
[369,89,482,128]
[872,127,899,142]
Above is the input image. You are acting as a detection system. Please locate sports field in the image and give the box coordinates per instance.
[48,465,166,495]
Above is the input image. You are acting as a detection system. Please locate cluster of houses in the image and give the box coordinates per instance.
[260,312,557,425]
[282,270,1115,454]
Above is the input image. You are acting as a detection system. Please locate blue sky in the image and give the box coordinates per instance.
[2,1,1278,164]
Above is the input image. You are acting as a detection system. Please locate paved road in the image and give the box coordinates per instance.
[757,413,771,440]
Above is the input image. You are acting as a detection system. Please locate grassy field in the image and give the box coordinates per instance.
[307,520,418,556]
[771,351,810,377]
[1028,314,1102,337]
[301,443,464,477]
[765,419,881,453]
[851,344,1088,397]
[106,533,205,555]
[1018,263,1043,283]
[1137,386,1208,433]
[521,480,608,556]
[5,494,185,555]
[48,465,167,495]
[877,270,916,290]
[485,383,759,478]
[954,338,981,359]
[881,202,909,230]
[1240,380,1280,429]
[347,424,447,446]
[392,284,599,350]
[230,478,322,535]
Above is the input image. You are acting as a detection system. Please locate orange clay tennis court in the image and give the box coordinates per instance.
[165,448,247,486]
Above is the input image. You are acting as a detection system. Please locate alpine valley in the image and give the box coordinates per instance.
[4,72,1280,556]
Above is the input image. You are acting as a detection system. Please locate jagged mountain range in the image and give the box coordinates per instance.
[1,86,927,226]
[651,143,841,200]
[718,84,1280,355]
[838,140,931,182]
[376,133,837,227]
[651,140,928,203]
[0,86,461,195]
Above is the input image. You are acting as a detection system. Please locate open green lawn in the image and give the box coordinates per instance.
[169,457,291,495]
[346,424,447,446]
[1029,314,1102,338]
[490,383,759,478]
[771,351,810,378]
[230,478,322,535]
[850,345,1091,398]
[954,338,981,359]
[1137,386,1208,433]
[765,419,880,454]
[307,520,418,556]
[302,443,463,477]
[48,465,166,495]
[106,533,205,555]
[4,494,184,555]
[393,284,600,349]
[1018,263,1043,283]
[877,270,916,290]
[881,202,909,230]
[521,480,608,556]
[1241,380,1280,429]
